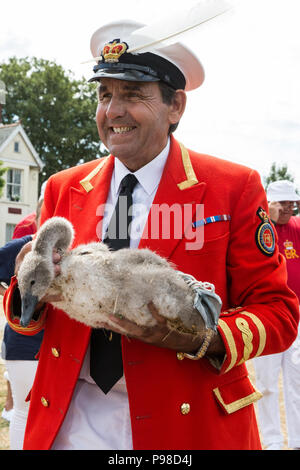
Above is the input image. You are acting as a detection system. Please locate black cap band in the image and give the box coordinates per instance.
[90,51,186,90]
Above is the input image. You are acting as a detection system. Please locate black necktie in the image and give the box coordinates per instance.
[90,174,138,394]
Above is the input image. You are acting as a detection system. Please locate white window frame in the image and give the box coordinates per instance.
[6,168,22,202]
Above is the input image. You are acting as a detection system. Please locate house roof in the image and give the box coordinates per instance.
[0,122,44,170]
[0,122,17,147]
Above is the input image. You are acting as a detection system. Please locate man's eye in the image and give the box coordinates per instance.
[99,94,111,102]
[127,93,141,99]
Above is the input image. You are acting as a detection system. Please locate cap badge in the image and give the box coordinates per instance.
[101,39,128,63]
[255,207,275,257]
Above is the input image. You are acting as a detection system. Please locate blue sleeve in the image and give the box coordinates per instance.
[0,235,32,284]
[1,323,44,360]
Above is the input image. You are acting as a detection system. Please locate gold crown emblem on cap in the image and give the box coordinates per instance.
[101,39,128,63]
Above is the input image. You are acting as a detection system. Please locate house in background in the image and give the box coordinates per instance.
[0,122,44,246]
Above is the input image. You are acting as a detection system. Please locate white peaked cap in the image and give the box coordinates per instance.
[89,20,205,91]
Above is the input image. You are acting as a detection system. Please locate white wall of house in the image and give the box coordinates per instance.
[0,124,43,246]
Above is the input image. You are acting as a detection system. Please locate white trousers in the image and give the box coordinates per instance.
[253,329,300,450]
[5,360,38,450]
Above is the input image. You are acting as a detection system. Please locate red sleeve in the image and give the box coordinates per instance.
[217,170,299,373]
[3,276,47,336]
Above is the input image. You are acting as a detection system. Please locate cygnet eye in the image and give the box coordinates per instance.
[30,280,35,286]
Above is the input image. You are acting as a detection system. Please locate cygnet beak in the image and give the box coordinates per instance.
[20,293,39,327]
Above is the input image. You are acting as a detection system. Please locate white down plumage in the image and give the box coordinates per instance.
[17,217,221,335]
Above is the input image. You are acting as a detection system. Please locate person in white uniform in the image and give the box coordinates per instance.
[253,180,300,450]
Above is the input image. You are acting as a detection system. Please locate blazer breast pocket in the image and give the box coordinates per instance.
[184,230,230,257]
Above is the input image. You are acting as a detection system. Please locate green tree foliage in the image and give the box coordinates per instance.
[264,162,295,189]
[0,160,7,197]
[0,57,108,186]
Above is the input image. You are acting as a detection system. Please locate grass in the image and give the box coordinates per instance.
[0,363,10,450]
[0,297,10,450]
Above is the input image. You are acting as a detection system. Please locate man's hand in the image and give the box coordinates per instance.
[98,301,225,357]
[14,241,33,276]
[109,301,203,352]
[268,201,283,223]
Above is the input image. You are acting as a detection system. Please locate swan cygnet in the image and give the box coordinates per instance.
[17,217,222,335]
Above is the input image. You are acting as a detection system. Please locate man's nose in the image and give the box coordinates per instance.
[106,96,126,120]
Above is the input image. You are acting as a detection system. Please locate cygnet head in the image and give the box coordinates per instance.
[18,253,55,326]
[17,216,74,327]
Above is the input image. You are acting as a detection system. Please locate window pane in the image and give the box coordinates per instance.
[7,185,20,201]
[12,185,21,200]
[6,169,22,201]
[7,169,13,183]
[6,184,12,200]
[13,170,21,185]
[5,224,16,243]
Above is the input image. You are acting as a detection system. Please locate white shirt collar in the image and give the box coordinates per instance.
[113,138,170,197]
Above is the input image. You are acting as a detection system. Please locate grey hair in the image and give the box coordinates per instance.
[158,81,180,135]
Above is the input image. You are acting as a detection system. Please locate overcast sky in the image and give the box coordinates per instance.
[1,0,299,188]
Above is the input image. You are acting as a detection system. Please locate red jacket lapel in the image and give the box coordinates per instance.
[69,156,114,246]
[139,137,206,259]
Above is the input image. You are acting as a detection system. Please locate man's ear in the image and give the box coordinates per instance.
[168,90,187,125]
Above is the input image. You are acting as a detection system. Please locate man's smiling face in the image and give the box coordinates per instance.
[96,78,178,171]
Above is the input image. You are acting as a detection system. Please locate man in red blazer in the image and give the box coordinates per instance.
[3,19,299,450]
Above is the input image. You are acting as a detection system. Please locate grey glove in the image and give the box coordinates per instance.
[178,272,222,332]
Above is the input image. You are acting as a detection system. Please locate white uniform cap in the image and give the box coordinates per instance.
[89,20,205,91]
[267,180,300,202]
